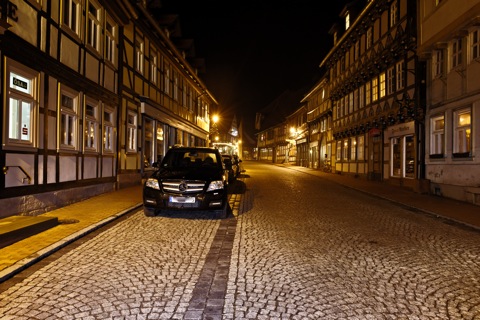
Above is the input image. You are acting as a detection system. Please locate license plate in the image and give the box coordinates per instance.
[169,196,195,203]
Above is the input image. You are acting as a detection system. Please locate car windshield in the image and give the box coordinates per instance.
[161,149,219,168]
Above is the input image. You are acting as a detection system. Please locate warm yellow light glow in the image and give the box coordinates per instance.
[290,127,296,134]
[212,115,219,123]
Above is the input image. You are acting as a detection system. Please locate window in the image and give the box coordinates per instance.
[354,41,360,61]
[345,12,350,30]
[379,72,386,98]
[103,107,114,153]
[164,62,171,95]
[396,62,404,90]
[353,89,358,113]
[84,100,98,151]
[343,140,349,161]
[127,110,137,152]
[63,0,81,35]
[453,108,471,156]
[390,1,398,27]
[372,78,378,102]
[60,88,79,149]
[387,67,395,94]
[349,92,354,114]
[87,1,101,52]
[366,82,371,105]
[350,137,356,161]
[471,30,480,60]
[173,71,179,101]
[336,141,342,161]
[7,67,37,147]
[359,85,365,109]
[391,135,414,178]
[135,36,144,74]
[105,16,117,65]
[150,47,158,85]
[366,27,373,50]
[452,38,463,69]
[357,135,365,160]
[430,114,445,156]
[432,49,444,78]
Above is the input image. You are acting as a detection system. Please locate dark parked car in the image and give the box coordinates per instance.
[222,154,238,183]
[143,146,229,218]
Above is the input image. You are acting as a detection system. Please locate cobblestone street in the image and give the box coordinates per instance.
[1,162,479,319]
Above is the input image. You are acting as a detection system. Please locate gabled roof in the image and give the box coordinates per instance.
[255,88,308,132]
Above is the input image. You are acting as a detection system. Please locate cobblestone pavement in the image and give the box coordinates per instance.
[1,162,480,319]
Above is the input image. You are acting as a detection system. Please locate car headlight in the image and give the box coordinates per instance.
[207,180,224,192]
[145,178,160,190]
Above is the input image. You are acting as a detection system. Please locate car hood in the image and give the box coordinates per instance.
[151,167,223,181]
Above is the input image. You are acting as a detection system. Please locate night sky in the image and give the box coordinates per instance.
[159,0,349,140]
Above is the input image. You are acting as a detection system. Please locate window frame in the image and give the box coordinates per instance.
[396,61,405,90]
[379,72,386,98]
[471,29,480,61]
[452,37,464,69]
[86,0,102,53]
[105,14,117,66]
[430,114,445,157]
[126,110,138,153]
[59,86,80,151]
[452,107,471,157]
[84,98,99,152]
[432,49,445,78]
[5,64,39,149]
[389,0,398,27]
[62,0,81,36]
[372,78,378,102]
[135,34,144,74]
[103,105,115,154]
[150,46,158,85]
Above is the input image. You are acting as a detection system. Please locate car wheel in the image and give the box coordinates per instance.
[144,206,157,217]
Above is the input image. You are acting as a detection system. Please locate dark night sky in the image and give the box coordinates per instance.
[159,0,349,140]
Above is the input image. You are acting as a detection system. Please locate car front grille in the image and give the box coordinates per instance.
[162,180,205,194]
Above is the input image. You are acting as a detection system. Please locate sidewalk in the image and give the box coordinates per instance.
[0,185,143,283]
[1,165,479,283]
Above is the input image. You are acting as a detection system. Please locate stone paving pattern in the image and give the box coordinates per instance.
[0,162,479,319]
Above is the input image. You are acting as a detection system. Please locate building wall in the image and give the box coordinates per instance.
[0,0,218,217]
[321,0,426,190]
[419,0,480,204]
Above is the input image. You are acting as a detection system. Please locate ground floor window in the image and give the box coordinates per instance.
[453,107,471,157]
[5,60,38,148]
[391,135,415,178]
[430,114,445,157]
